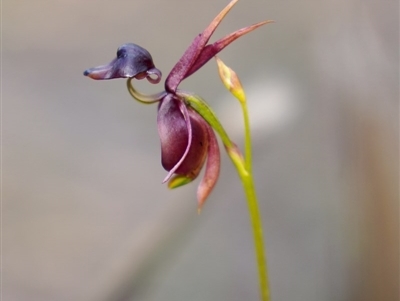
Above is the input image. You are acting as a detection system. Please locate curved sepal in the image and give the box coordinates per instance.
[165,0,239,92]
[185,20,274,79]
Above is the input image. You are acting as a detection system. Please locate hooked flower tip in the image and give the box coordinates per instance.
[84,43,162,83]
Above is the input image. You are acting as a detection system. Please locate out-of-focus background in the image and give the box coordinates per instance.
[3,0,398,300]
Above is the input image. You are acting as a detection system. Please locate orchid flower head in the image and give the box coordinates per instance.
[83,0,272,209]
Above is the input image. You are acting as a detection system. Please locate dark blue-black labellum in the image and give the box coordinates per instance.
[84,43,161,83]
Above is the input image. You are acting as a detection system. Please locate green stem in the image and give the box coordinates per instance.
[237,96,269,300]
[236,96,270,301]
[127,84,270,300]
[181,91,270,301]
[240,97,252,174]
[230,153,270,301]
[177,91,235,149]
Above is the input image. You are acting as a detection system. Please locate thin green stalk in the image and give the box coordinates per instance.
[182,89,270,301]
[240,97,252,174]
[128,81,271,301]
[231,145,270,301]
[127,78,167,104]
[214,57,270,300]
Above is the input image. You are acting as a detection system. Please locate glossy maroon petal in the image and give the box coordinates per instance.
[158,95,210,183]
[175,108,210,179]
[157,94,191,183]
[165,0,239,92]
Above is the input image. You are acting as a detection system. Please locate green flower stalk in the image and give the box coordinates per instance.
[215,57,270,301]
[84,0,273,300]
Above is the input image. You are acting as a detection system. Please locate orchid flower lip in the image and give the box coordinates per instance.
[84,43,160,81]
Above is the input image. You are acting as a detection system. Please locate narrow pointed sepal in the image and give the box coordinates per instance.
[197,123,221,210]
[165,0,239,92]
[185,20,274,79]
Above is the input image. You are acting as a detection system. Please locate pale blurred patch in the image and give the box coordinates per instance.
[3,0,398,301]
[218,78,300,138]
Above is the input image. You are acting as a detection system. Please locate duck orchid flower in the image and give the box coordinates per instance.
[84,0,273,209]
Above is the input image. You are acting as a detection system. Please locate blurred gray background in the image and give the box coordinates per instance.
[2,0,398,300]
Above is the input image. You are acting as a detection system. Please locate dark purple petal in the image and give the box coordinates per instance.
[84,43,161,83]
[185,20,274,79]
[157,95,209,183]
[165,0,239,92]
[176,108,209,178]
[158,94,190,178]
